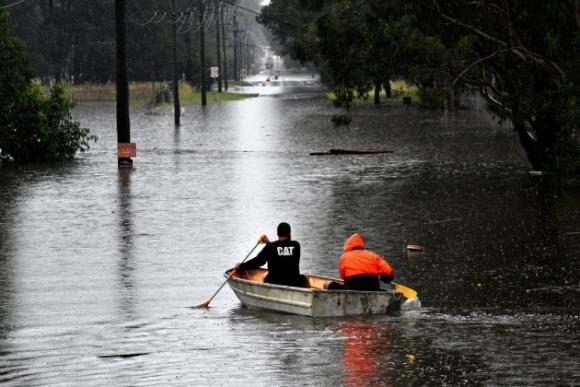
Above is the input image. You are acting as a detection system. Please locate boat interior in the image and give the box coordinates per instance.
[227,268,341,290]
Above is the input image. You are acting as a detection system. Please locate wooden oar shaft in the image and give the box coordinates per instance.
[195,241,260,308]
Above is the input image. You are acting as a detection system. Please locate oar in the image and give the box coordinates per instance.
[193,240,261,308]
[392,282,417,299]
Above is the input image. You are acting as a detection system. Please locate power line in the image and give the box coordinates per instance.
[221,0,261,17]
[0,0,27,10]
[220,0,298,30]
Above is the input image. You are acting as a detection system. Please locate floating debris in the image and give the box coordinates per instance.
[310,148,394,156]
[98,352,151,359]
[406,244,425,252]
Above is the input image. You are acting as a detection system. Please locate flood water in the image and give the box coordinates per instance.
[1,74,579,386]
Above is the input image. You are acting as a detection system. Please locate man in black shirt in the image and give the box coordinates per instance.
[236,223,307,288]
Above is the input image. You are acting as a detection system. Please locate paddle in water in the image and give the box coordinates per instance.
[392,282,417,299]
[193,240,261,308]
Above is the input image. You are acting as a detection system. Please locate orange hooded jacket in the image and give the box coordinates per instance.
[338,233,394,279]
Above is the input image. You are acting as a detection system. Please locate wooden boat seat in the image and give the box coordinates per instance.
[230,268,343,290]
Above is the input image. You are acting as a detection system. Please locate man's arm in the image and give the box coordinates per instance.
[376,255,394,283]
[338,255,346,279]
[238,244,270,270]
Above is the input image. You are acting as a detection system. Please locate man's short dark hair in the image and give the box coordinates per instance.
[277,222,291,237]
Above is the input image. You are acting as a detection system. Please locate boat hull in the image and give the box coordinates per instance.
[226,269,402,317]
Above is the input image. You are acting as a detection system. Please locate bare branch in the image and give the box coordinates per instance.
[432,0,567,82]
[451,49,506,87]
[432,0,509,47]
[577,0,580,29]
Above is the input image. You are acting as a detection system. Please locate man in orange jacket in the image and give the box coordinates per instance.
[338,233,394,291]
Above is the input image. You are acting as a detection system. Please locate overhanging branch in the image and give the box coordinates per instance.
[451,49,506,87]
[432,0,567,82]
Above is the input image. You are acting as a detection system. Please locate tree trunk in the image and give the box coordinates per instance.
[513,116,543,171]
[373,83,380,105]
[384,80,392,98]
[447,87,455,111]
[184,31,193,83]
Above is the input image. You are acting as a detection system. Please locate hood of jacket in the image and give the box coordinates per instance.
[343,233,365,252]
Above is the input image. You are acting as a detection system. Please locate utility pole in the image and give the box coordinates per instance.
[115,0,133,168]
[215,0,222,92]
[233,11,238,81]
[221,6,228,90]
[242,18,247,75]
[172,0,181,126]
[240,25,245,74]
[242,22,247,75]
[246,38,251,75]
[199,0,207,106]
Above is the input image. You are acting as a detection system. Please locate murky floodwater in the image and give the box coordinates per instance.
[1,74,579,386]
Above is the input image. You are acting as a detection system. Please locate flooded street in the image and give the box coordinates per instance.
[1,74,579,386]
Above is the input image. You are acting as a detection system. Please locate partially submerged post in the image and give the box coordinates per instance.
[233,11,238,81]
[172,0,181,126]
[374,83,380,105]
[199,0,207,106]
[215,0,222,93]
[221,6,228,91]
[115,0,134,168]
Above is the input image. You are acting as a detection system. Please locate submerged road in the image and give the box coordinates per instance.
[0,74,579,385]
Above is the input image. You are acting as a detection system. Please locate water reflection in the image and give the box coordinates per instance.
[0,170,16,344]
[337,319,393,386]
[0,78,578,385]
[117,168,135,319]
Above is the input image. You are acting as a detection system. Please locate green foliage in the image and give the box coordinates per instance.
[419,1,580,175]
[7,0,263,84]
[417,87,444,109]
[260,0,580,176]
[0,10,96,164]
[331,110,352,127]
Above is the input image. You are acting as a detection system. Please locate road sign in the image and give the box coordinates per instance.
[210,66,219,78]
[117,142,136,158]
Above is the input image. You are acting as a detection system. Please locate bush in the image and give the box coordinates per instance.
[0,10,96,164]
[331,110,352,127]
[418,87,445,109]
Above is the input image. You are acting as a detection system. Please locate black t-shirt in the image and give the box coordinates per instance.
[238,240,301,284]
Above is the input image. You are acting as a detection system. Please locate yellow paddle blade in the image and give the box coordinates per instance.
[193,299,211,308]
[393,282,417,299]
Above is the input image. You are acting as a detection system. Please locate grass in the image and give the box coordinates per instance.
[224,79,252,87]
[389,80,420,104]
[41,81,257,105]
[178,82,257,104]
[325,80,420,105]
[43,82,164,103]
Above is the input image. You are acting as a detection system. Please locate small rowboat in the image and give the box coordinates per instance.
[225,268,403,317]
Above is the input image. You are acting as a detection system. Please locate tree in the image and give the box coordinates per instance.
[259,0,580,175]
[0,9,96,163]
[419,0,580,175]
[260,0,442,122]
